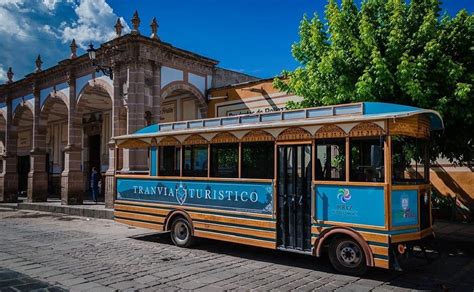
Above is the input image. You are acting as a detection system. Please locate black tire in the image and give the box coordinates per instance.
[328,236,368,276]
[170,217,195,248]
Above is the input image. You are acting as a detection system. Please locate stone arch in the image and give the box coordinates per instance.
[74,81,113,193]
[76,78,114,106]
[41,91,69,112]
[40,93,68,126]
[161,81,207,120]
[12,101,34,125]
[315,125,346,139]
[277,127,312,141]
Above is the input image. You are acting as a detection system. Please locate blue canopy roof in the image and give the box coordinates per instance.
[130,102,443,136]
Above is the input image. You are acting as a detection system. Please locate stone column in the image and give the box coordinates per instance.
[27,83,48,202]
[104,142,116,208]
[0,98,18,202]
[122,61,148,171]
[104,63,121,209]
[61,72,84,205]
[151,61,162,124]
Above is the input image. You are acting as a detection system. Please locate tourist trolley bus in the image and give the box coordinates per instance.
[112,102,443,275]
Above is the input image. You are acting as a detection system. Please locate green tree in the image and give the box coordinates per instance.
[275,0,473,166]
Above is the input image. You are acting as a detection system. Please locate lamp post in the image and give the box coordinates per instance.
[87,43,114,80]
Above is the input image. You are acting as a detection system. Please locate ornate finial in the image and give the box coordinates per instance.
[6,67,13,84]
[114,18,124,37]
[70,39,77,59]
[35,55,43,72]
[131,10,140,34]
[150,17,159,40]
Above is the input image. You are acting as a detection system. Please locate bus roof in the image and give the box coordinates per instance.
[114,102,444,142]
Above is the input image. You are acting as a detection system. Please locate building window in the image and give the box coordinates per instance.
[183,145,208,177]
[392,136,429,184]
[241,142,274,179]
[350,137,384,182]
[159,146,180,176]
[315,139,345,181]
[210,144,238,178]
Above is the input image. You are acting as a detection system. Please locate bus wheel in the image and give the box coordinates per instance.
[170,217,194,248]
[328,236,368,276]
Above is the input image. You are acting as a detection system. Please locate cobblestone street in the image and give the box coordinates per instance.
[1,208,473,291]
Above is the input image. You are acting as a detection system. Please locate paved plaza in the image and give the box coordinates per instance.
[0,208,473,291]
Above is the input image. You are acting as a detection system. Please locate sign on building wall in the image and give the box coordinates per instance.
[17,131,31,148]
[215,93,303,117]
[160,102,176,123]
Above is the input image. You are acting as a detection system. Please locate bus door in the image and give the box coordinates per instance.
[277,144,312,252]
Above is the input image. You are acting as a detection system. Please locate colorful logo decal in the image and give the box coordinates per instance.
[337,188,351,203]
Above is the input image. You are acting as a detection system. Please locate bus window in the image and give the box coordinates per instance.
[241,142,274,179]
[183,145,208,177]
[210,143,238,178]
[350,137,384,182]
[315,139,345,181]
[392,136,428,184]
[159,146,180,176]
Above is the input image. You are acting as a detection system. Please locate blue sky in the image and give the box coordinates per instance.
[0,0,472,82]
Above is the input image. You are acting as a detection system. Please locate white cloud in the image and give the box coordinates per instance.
[60,0,130,49]
[0,0,128,82]
[0,7,30,40]
[0,64,6,82]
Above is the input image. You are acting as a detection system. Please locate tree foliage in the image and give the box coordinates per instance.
[274,0,473,166]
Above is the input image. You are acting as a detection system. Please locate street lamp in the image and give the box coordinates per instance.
[87,42,113,80]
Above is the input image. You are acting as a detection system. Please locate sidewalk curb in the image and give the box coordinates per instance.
[15,203,114,220]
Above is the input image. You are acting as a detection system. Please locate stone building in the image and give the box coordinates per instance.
[0,12,256,208]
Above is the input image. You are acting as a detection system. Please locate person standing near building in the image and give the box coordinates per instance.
[90,167,100,203]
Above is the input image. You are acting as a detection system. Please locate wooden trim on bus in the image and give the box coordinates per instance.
[315,220,388,231]
[193,221,276,240]
[114,200,274,219]
[188,212,276,229]
[115,174,273,184]
[374,258,389,269]
[238,142,242,178]
[115,218,164,231]
[370,244,389,256]
[114,211,165,224]
[312,226,389,244]
[313,180,386,187]
[390,224,420,231]
[273,143,278,219]
[115,203,170,216]
[391,184,428,190]
[179,145,183,177]
[345,137,350,182]
[275,140,312,145]
[390,228,433,243]
[194,229,276,249]
[385,131,392,230]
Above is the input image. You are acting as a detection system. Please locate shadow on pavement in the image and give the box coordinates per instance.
[130,232,474,291]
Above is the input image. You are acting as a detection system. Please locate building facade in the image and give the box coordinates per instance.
[0,12,256,208]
